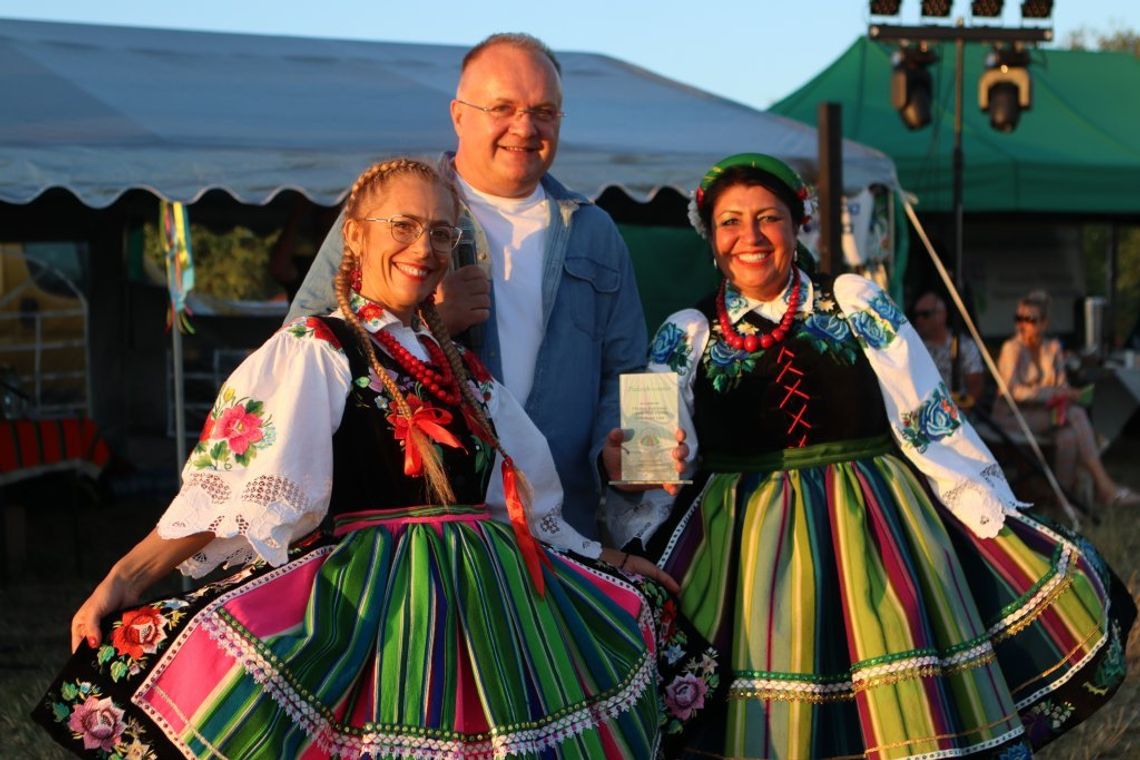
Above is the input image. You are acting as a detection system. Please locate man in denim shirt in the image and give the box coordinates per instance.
[287,33,646,538]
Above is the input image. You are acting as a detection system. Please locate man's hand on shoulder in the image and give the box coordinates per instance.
[435,265,491,336]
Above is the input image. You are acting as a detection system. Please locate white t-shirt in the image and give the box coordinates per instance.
[456,176,549,404]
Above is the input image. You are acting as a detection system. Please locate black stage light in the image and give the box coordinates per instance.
[1020,0,1053,18]
[891,46,938,129]
[978,46,1032,132]
[921,0,954,17]
[971,0,1004,17]
[870,0,903,15]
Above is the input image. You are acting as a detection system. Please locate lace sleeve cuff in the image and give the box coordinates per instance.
[157,473,327,577]
[933,463,1030,539]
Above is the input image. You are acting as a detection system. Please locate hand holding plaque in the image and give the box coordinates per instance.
[608,372,691,488]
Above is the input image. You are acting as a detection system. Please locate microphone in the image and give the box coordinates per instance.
[453,233,483,352]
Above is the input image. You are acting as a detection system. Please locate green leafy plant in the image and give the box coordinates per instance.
[143,222,283,301]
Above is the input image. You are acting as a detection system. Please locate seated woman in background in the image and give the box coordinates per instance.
[993,289,1140,508]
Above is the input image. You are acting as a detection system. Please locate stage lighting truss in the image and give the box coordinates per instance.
[1020,0,1053,19]
[921,0,954,16]
[970,0,1004,17]
[869,0,903,16]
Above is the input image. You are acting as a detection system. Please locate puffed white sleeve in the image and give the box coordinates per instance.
[604,309,708,549]
[833,274,1028,539]
[481,378,603,559]
[157,317,352,576]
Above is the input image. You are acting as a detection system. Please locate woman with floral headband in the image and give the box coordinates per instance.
[607,153,1134,759]
[34,158,715,759]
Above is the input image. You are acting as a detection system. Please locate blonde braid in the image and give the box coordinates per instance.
[335,157,457,505]
[419,301,535,512]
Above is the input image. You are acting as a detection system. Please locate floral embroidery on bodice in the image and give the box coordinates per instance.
[691,275,890,456]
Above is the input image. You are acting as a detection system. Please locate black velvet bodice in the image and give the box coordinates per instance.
[319,317,493,515]
[692,275,890,457]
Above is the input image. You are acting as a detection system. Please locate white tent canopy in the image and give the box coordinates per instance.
[1,19,898,208]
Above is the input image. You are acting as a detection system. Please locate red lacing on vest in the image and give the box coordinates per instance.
[773,346,812,448]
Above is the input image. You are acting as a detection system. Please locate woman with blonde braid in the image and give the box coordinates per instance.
[35,158,711,759]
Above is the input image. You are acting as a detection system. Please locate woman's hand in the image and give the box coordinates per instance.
[598,547,681,595]
[71,572,141,652]
[69,529,215,652]
[602,427,690,496]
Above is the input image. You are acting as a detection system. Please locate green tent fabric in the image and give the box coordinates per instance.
[771,38,1140,213]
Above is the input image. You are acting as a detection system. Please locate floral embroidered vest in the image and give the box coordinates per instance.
[692,275,890,457]
[318,317,495,513]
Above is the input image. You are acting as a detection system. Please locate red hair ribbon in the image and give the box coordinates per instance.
[501,456,551,595]
[387,397,464,477]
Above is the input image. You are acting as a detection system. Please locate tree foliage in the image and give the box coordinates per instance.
[1064,22,1140,56]
[1082,225,1140,347]
[143,222,283,301]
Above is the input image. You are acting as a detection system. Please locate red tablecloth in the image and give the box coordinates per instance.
[0,418,111,486]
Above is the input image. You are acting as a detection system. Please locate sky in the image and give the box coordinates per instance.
[3,0,1138,109]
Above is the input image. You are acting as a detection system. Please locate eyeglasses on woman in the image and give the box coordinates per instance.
[359,215,463,254]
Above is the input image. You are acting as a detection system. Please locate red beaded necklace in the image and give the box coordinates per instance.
[373,329,461,406]
[716,275,802,353]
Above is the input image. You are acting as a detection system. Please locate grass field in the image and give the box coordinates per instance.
[3,441,1138,759]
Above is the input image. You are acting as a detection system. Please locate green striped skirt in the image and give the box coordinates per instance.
[659,438,1133,759]
[34,507,665,758]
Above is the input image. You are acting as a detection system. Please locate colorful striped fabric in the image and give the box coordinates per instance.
[660,448,1131,759]
[129,510,661,758]
[0,418,110,485]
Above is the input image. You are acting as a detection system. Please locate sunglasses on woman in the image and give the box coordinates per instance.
[1014,314,1040,324]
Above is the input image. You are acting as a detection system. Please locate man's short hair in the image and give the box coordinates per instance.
[462,33,562,76]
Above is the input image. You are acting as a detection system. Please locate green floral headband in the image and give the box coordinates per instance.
[689,153,811,238]
[697,153,807,201]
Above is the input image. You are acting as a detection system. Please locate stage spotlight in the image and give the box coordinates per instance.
[891,45,937,130]
[1020,0,1053,18]
[921,0,953,16]
[978,46,1031,132]
[870,0,903,14]
[971,0,1004,17]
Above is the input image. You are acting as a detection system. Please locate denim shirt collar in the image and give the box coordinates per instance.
[723,267,814,325]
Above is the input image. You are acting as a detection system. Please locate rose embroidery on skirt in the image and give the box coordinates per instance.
[67,695,124,752]
[110,607,168,660]
[664,672,708,721]
[95,601,187,682]
[47,680,157,758]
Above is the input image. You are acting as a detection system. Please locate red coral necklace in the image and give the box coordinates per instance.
[716,276,801,352]
[373,330,461,406]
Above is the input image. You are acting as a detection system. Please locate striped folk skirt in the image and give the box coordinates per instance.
[658,439,1134,760]
[33,506,669,759]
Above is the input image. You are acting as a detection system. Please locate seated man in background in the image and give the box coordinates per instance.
[913,290,984,406]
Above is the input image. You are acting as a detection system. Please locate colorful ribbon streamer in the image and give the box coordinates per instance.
[502,456,551,596]
[387,400,464,477]
[161,200,195,333]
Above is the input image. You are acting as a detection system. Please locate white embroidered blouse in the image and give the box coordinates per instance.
[157,305,601,577]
